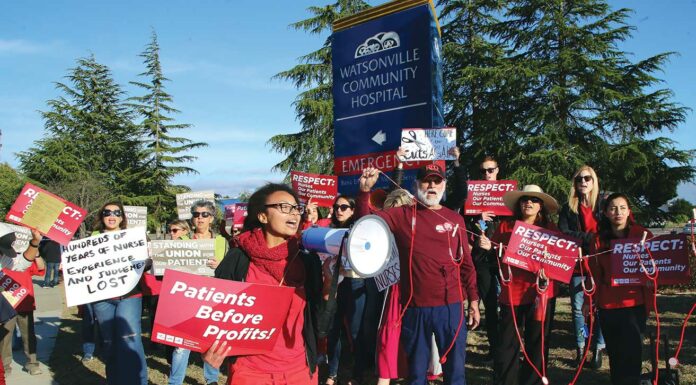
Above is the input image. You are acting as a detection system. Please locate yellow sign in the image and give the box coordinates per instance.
[22,193,65,234]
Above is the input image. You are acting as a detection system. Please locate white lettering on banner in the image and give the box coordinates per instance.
[513,225,578,251]
[150,240,216,276]
[290,174,336,186]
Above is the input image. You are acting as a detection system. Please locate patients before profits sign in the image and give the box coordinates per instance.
[176,191,216,220]
[464,181,518,216]
[5,183,87,245]
[62,228,149,307]
[152,270,295,356]
[291,171,338,207]
[503,221,579,283]
[610,234,691,286]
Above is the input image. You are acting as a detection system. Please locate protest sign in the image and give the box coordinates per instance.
[5,183,87,245]
[609,234,691,286]
[373,239,400,292]
[0,271,28,309]
[231,203,247,230]
[464,180,518,216]
[61,228,149,307]
[176,191,215,220]
[399,128,456,161]
[152,269,295,355]
[291,171,338,207]
[124,206,147,229]
[3,223,32,253]
[150,240,215,276]
[502,221,579,283]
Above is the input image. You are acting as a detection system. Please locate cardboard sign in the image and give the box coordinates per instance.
[152,270,295,356]
[464,180,518,216]
[400,128,456,161]
[176,191,215,220]
[124,206,147,229]
[373,239,400,292]
[610,234,691,286]
[5,183,87,245]
[3,223,32,253]
[61,228,149,307]
[150,240,216,276]
[503,221,579,283]
[0,271,28,309]
[291,171,338,207]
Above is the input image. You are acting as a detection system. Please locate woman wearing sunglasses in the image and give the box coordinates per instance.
[558,166,606,367]
[190,200,229,270]
[90,201,148,385]
[168,220,191,240]
[479,185,560,385]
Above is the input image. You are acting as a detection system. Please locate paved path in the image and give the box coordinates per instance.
[6,278,63,385]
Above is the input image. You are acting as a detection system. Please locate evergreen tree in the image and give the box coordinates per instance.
[0,163,27,219]
[268,0,370,176]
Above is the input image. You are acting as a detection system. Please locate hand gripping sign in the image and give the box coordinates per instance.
[464,180,518,216]
[291,171,338,207]
[5,183,87,245]
[152,270,295,356]
[502,221,580,284]
[610,234,691,286]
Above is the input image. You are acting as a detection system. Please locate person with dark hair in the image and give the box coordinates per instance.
[206,183,331,385]
[480,185,560,385]
[39,238,62,288]
[90,201,148,385]
[589,193,652,385]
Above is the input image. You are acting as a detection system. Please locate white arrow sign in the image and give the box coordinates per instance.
[372,130,387,145]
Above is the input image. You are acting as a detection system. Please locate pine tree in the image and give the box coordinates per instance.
[268,0,370,176]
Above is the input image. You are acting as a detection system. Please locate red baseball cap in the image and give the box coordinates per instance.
[416,163,445,180]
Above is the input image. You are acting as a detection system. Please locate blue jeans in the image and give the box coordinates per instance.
[168,347,219,385]
[570,275,605,349]
[93,297,147,385]
[44,262,60,286]
[81,303,97,357]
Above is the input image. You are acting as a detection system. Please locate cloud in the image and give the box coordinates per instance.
[0,39,57,54]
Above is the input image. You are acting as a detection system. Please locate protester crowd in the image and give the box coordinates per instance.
[0,149,690,385]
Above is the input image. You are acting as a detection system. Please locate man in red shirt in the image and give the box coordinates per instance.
[358,165,479,385]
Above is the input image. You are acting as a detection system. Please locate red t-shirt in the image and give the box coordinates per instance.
[2,260,45,312]
[579,204,598,234]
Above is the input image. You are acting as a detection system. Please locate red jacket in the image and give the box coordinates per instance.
[589,224,654,312]
[2,260,45,312]
[493,220,560,306]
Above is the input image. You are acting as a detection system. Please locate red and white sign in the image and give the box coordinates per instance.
[464,180,518,216]
[291,171,338,207]
[225,203,248,230]
[5,183,87,246]
[502,221,579,283]
[609,234,691,286]
[0,271,28,309]
[152,270,295,356]
[333,150,438,176]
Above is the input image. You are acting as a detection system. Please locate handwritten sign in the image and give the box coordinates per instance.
[150,240,215,276]
[610,234,691,286]
[464,180,518,216]
[152,270,294,356]
[124,206,147,229]
[503,221,579,283]
[291,171,338,207]
[61,228,149,307]
[5,183,87,245]
[373,239,400,292]
[3,223,32,253]
[176,191,215,220]
[0,271,28,309]
[400,128,456,161]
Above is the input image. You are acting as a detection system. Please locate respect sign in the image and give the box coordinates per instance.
[0,271,28,309]
[150,240,215,276]
[62,228,149,307]
[152,270,294,356]
[503,221,579,283]
[3,223,32,253]
[464,181,518,216]
[400,128,456,161]
[291,171,338,207]
[176,191,215,220]
[5,183,87,245]
[124,206,147,229]
[610,234,691,286]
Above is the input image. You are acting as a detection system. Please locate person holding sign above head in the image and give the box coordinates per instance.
[557,166,606,368]
[588,193,653,385]
[481,185,559,385]
[89,202,148,385]
[206,183,331,385]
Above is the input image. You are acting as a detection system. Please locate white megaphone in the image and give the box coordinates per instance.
[301,215,394,278]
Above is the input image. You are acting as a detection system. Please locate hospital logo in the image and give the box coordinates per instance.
[355,31,401,58]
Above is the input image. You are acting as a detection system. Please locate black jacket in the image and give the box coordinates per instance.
[557,203,600,252]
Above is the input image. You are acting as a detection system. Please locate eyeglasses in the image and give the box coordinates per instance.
[520,196,543,204]
[333,204,353,212]
[102,209,122,217]
[480,167,497,174]
[169,228,184,233]
[265,203,304,215]
[574,175,593,183]
[191,212,213,218]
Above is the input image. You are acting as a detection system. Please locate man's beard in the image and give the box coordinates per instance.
[417,187,444,207]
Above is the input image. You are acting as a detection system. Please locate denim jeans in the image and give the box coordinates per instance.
[44,262,60,286]
[168,347,219,385]
[93,297,147,385]
[570,275,605,349]
[81,303,97,357]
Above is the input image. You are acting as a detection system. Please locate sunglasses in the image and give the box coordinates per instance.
[265,203,304,215]
[480,167,497,174]
[192,212,213,218]
[169,228,184,233]
[333,204,353,212]
[102,209,122,217]
[575,175,593,183]
[520,196,543,204]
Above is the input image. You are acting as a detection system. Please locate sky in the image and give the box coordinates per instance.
[1,0,695,201]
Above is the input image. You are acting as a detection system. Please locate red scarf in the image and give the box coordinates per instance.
[237,228,304,286]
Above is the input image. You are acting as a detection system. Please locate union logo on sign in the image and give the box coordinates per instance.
[354,31,400,58]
